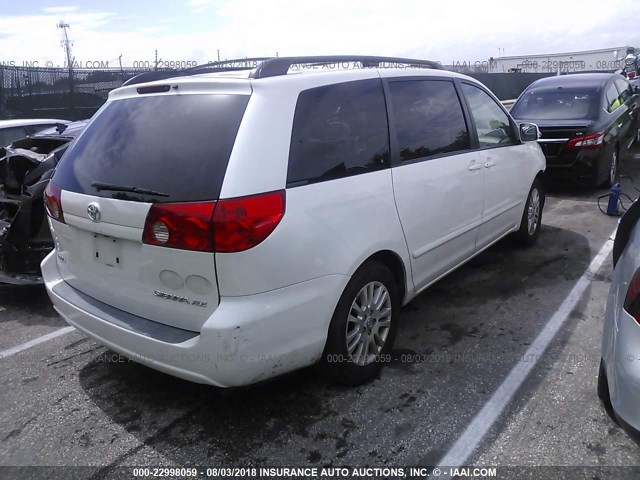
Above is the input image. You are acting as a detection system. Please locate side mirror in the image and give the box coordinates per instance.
[519,122,540,142]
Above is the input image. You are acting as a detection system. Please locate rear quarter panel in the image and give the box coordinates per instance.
[215,73,412,298]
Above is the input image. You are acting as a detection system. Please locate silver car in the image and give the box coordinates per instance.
[600,199,640,438]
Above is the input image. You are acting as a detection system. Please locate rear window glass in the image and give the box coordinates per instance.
[53,94,249,202]
[511,88,599,120]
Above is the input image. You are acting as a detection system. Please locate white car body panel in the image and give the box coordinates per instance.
[476,145,529,248]
[216,170,411,297]
[391,151,484,291]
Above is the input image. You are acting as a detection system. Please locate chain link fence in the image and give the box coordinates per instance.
[0,64,578,119]
[0,66,161,120]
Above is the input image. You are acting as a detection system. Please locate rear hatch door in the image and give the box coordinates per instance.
[49,83,251,332]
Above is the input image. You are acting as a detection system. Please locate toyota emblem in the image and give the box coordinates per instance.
[87,202,101,222]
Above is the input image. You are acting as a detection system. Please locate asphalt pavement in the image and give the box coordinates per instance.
[2,151,640,479]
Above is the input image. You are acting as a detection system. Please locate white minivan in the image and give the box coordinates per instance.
[42,56,546,387]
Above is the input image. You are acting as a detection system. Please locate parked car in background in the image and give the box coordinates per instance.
[600,199,640,439]
[0,118,70,146]
[41,56,545,387]
[511,73,640,187]
[0,121,86,284]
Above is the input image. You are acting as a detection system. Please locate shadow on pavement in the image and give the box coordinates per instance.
[76,225,593,468]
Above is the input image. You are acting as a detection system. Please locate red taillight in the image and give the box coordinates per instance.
[143,201,217,252]
[141,190,285,253]
[624,268,640,325]
[566,131,605,150]
[629,71,636,79]
[43,181,65,223]
[213,190,285,253]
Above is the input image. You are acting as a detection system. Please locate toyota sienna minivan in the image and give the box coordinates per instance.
[42,56,546,387]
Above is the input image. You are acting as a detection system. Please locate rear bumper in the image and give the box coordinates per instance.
[42,251,348,387]
[543,149,607,185]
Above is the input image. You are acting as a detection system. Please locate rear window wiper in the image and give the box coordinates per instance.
[91,182,170,197]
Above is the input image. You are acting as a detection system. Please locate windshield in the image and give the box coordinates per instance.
[511,88,599,120]
[53,94,249,202]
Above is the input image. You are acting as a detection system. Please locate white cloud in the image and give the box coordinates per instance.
[43,6,79,14]
[186,0,217,14]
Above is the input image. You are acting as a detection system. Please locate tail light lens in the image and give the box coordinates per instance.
[143,201,217,252]
[213,190,285,253]
[142,190,285,253]
[566,131,605,150]
[624,268,640,325]
[43,181,65,223]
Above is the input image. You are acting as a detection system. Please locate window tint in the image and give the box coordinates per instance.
[605,83,621,112]
[288,79,389,186]
[388,80,470,161]
[53,94,249,202]
[0,127,28,146]
[462,83,516,148]
[614,78,631,102]
[510,88,598,120]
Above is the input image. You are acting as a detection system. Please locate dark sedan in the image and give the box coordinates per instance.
[511,73,640,187]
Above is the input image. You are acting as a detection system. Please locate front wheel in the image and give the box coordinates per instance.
[514,178,544,246]
[321,261,400,386]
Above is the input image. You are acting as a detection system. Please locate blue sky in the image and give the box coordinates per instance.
[2,0,640,68]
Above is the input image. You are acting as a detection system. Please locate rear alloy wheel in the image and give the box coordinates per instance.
[346,281,392,366]
[322,262,400,385]
[514,178,543,246]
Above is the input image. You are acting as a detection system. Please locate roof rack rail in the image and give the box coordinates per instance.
[122,58,274,86]
[121,55,440,86]
[251,55,441,79]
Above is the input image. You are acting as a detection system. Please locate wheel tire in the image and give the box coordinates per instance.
[321,261,400,386]
[514,178,544,246]
[602,148,619,188]
[598,359,618,424]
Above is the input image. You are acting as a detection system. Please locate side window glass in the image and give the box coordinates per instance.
[606,83,621,112]
[388,80,470,162]
[615,79,631,102]
[462,83,516,148]
[288,79,390,186]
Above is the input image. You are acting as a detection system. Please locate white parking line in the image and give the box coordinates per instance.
[436,231,616,471]
[0,326,75,360]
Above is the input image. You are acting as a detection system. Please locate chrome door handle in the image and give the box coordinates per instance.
[484,161,496,168]
[468,163,483,171]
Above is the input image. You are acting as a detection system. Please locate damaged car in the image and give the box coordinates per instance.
[0,121,86,285]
